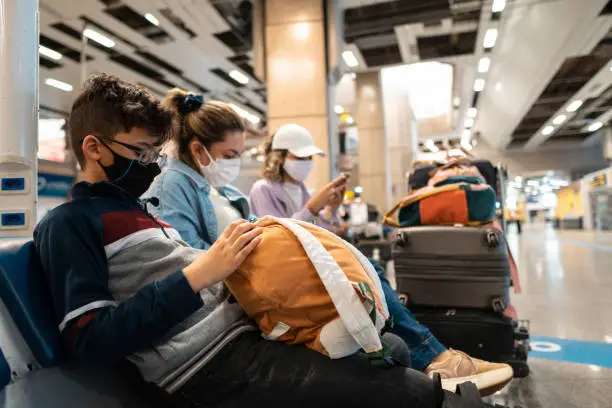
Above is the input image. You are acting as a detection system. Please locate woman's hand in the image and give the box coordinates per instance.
[329,184,346,209]
[306,175,348,214]
[183,220,263,292]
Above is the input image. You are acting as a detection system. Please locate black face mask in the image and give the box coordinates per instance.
[99,148,160,199]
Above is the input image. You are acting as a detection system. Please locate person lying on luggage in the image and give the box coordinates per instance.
[35,73,496,408]
[142,89,514,396]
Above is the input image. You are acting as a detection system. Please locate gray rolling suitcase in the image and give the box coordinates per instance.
[393,226,510,310]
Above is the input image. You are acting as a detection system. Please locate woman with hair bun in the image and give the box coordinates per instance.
[143,89,251,249]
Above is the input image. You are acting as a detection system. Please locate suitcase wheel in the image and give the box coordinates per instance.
[508,360,530,378]
[516,343,529,361]
[514,327,529,341]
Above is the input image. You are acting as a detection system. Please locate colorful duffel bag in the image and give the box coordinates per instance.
[225,216,391,364]
[383,176,496,228]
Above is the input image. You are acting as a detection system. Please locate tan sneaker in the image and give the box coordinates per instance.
[425,349,514,397]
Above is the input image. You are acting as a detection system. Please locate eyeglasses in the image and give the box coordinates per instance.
[93,135,166,166]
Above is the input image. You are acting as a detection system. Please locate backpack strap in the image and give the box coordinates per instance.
[357,282,394,368]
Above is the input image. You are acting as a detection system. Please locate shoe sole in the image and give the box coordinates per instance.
[437,365,514,397]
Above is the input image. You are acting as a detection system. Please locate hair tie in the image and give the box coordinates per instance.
[180,93,204,115]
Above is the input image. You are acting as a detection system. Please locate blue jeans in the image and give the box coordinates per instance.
[373,262,447,370]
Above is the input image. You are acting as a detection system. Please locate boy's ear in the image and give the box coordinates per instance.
[82,135,104,163]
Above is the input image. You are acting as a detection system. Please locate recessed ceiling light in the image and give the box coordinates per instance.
[552,114,567,125]
[541,125,554,135]
[588,121,603,132]
[464,118,474,128]
[334,105,344,114]
[483,28,498,49]
[45,78,73,92]
[229,70,249,85]
[495,82,503,91]
[467,107,478,118]
[474,78,486,92]
[83,28,115,48]
[478,57,490,73]
[492,0,507,13]
[566,100,583,112]
[342,50,359,68]
[293,22,310,41]
[39,45,62,61]
[230,103,259,124]
[144,13,160,26]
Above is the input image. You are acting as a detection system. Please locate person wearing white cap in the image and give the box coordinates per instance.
[249,124,349,233]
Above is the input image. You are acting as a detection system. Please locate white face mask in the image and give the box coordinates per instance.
[199,146,241,187]
[283,158,313,182]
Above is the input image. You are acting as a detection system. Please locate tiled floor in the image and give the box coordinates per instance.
[489,223,612,408]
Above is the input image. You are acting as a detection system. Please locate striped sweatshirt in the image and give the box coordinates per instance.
[34,181,252,386]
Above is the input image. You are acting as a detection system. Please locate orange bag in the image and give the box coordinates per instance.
[225,216,390,361]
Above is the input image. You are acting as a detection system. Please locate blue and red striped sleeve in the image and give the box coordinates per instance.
[34,204,203,364]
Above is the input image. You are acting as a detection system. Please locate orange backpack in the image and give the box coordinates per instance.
[225,217,390,362]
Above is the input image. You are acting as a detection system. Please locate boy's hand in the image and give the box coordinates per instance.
[183,220,263,292]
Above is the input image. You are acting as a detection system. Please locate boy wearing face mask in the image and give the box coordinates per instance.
[249,124,348,234]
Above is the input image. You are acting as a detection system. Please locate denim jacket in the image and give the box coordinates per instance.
[143,158,250,249]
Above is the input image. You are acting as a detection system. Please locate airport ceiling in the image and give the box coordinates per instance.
[39,0,266,121]
[39,0,612,154]
[344,0,612,153]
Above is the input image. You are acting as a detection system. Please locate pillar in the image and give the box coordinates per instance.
[0,0,39,238]
[603,126,612,164]
[380,66,419,206]
[263,0,338,189]
[355,71,390,212]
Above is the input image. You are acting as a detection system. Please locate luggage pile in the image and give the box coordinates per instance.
[385,159,530,377]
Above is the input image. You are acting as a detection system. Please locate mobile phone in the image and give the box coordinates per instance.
[334,173,350,188]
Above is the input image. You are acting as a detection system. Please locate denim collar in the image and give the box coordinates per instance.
[165,157,211,192]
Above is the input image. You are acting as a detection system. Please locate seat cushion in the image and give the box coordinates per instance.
[0,347,10,389]
[0,240,63,367]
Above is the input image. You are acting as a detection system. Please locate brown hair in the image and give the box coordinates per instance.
[68,73,174,167]
[260,133,288,183]
[164,88,246,171]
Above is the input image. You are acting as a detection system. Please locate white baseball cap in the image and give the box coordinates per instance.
[271,124,325,158]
